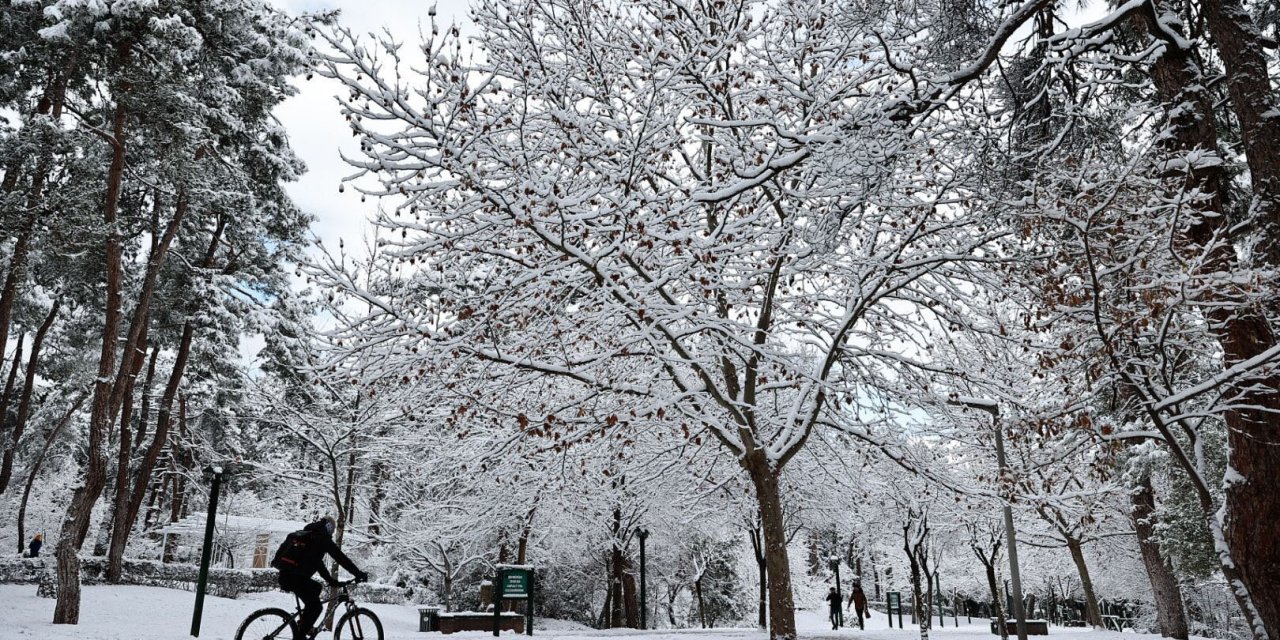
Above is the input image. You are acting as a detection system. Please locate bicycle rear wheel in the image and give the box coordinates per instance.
[235,607,299,640]
[335,607,384,640]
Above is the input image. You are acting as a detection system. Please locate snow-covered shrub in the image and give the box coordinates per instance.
[6,556,275,597]
[533,564,598,627]
[2,556,406,602]
[353,582,408,604]
[0,557,47,584]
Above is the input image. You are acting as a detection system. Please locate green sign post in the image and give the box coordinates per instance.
[887,592,903,629]
[493,565,534,637]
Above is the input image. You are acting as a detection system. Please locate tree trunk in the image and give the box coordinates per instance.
[981,556,1006,640]
[0,301,60,493]
[0,208,39,385]
[91,480,115,557]
[599,573,612,629]
[1065,538,1102,627]
[609,506,626,628]
[140,472,163,532]
[106,210,219,582]
[17,392,87,552]
[1221,421,1280,640]
[911,561,928,640]
[0,335,25,474]
[872,553,880,601]
[695,577,707,629]
[53,55,131,623]
[104,186,188,427]
[666,583,679,628]
[131,347,159,455]
[1131,473,1188,639]
[367,461,387,538]
[0,60,69,371]
[102,340,143,563]
[623,572,639,628]
[517,500,537,564]
[904,524,926,638]
[1133,5,1276,635]
[163,396,189,564]
[106,322,194,580]
[745,455,797,640]
[162,474,185,563]
[920,546,934,630]
[1200,0,1280,270]
[516,528,530,565]
[322,449,359,631]
[807,532,822,576]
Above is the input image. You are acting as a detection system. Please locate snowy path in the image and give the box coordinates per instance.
[1,584,1149,640]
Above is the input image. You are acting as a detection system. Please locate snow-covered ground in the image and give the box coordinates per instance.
[0,583,1152,640]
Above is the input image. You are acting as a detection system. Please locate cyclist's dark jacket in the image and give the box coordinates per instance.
[277,521,361,583]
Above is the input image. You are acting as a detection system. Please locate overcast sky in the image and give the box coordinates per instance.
[233,1,470,363]
[266,0,471,256]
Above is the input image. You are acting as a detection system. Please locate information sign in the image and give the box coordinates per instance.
[493,566,535,637]
[502,570,530,599]
[887,591,903,629]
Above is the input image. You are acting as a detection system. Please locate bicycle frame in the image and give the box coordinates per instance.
[289,583,361,629]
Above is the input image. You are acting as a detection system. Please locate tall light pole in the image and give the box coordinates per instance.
[191,465,229,637]
[637,529,649,630]
[950,396,1027,640]
[829,555,843,628]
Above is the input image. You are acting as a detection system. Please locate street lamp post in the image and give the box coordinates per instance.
[829,556,843,628]
[191,465,229,637]
[949,397,1027,640]
[637,529,649,630]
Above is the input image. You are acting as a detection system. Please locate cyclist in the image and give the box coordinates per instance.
[272,516,369,639]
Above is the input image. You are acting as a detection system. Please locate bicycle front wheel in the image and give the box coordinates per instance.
[335,607,384,640]
[235,607,298,640]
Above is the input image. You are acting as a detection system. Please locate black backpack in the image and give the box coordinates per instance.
[271,529,318,572]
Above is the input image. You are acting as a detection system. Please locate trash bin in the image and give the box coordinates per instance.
[419,606,440,632]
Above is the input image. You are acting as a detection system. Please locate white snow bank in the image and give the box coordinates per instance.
[1,584,1196,640]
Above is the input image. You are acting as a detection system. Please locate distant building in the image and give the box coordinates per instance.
[157,515,305,568]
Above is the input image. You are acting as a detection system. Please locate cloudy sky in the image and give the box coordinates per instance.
[232,1,470,363]
[266,0,471,255]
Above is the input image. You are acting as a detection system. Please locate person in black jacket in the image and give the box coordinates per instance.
[28,534,43,558]
[826,586,842,629]
[273,517,368,639]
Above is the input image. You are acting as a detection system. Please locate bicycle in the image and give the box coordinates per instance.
[235,579,383,640]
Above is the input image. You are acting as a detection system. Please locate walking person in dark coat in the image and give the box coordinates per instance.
[848,580,869,627]
[827,586,843,629]
[27,534,42,558]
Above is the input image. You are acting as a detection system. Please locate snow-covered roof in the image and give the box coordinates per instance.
[156,514,305,537]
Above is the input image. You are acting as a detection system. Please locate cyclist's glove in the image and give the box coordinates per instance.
[354,570,369,584]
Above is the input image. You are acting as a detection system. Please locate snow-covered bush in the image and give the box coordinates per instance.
[2,556,407,602]
[7,557,276,598]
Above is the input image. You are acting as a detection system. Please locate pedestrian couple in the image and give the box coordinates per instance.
[827,581,869,629]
